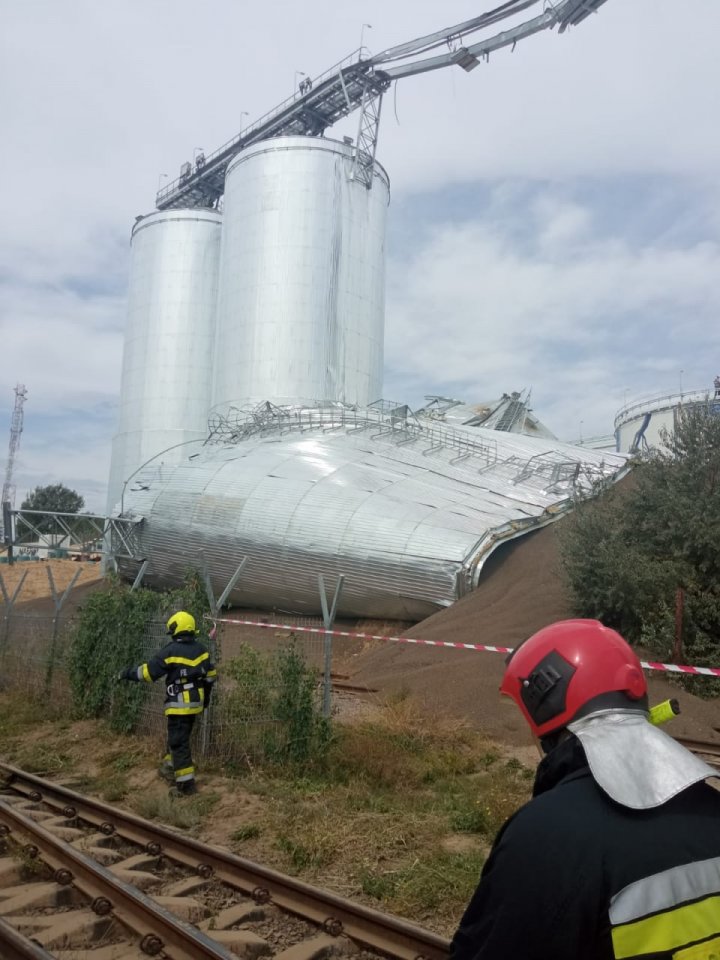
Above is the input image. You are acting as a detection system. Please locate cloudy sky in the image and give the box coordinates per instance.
[2,0,720,512]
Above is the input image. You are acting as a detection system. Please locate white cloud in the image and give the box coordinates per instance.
[2,0,720,505]
[385,186,720,441]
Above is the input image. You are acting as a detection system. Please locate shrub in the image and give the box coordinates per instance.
[559,404,720,697]
[215,643,329,766]
[67,572,210,732]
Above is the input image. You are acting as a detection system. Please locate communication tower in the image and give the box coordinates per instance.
[0,384,28,540]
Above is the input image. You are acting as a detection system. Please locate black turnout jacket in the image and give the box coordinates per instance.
[450,737,720,960]
[121,632,217,717]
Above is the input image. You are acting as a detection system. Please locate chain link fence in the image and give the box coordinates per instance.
[0,611,362,766]
[0,611,75,709]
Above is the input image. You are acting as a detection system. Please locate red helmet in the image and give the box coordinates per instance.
[500,619,647,739]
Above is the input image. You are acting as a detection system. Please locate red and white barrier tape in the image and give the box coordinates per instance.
[209,616,720,678]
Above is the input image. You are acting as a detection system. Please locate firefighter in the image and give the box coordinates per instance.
[118,610,217,797]
[451,619,720,960]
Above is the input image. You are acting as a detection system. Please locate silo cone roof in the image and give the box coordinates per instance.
[119,401,628,620]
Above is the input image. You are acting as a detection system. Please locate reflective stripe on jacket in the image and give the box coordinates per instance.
[129,633,217,717]
[610,859,720,959]
[450,737,720,960]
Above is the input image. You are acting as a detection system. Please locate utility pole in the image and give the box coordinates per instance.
[1,384,28,545]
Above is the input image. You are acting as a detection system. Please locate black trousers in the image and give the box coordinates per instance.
[165,714,196,782]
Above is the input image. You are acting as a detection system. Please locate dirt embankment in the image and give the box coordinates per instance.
[349,524,720,747]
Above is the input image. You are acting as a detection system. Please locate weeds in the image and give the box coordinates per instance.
[131,789,220,831]
[364,848,486,918]
[13,742,72,776]
[214,643,329,766]
[0,696,49,738]
[231,824,261,842]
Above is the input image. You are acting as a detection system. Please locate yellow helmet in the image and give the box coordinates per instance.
[166,610,197,637]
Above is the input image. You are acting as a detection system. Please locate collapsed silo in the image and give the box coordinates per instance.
[118,401,629,620]
[211,136,389,413]
[107,208,222,514]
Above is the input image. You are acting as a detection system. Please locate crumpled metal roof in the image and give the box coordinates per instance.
[119,401,627,620]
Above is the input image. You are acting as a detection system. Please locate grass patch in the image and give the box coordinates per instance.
[131,789,220,831]
[361,848,486,917]
[319,698,483,788]
[0,694,53,739]
[97,772,130,802]
[12,742,73,776]
[231,824,261,842]
[247,700,532,932]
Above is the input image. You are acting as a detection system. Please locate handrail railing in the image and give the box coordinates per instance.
[614,389,710,431]
[156,47,365,205]
[207,400,500,466]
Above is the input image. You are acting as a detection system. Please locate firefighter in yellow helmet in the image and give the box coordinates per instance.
[118,611,217,796]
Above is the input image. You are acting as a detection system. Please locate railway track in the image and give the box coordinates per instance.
[0,762,450,960]
[0,736,716,959]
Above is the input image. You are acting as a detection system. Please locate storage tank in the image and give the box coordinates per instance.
[107,208,222,514]
[211,136,389,413]
[614,387,715,454]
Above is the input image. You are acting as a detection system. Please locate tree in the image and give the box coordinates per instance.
[19,483,85,539]
[21,483,84,514]
[559,403,720,697]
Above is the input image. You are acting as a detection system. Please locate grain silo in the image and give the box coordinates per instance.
[211,136,389,413]
[119,402,628,619]
[107,208,222,514]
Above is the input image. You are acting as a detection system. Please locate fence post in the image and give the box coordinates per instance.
[43,565,82,693]
[0,569,28,656]
[318,573,345,719]
[131,559,149,591]
[197,556,248,755]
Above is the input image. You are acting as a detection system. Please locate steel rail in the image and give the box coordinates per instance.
[0,764,450,960]
[0,797,235,960]
[0,917,57,960]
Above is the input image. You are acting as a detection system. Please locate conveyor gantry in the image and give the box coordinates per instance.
[156,0,610,210]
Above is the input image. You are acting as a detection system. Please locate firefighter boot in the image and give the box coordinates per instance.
[169,779,198,799]
[158,757,174,785]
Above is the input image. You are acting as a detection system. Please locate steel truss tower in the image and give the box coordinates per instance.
[1,384,28,539]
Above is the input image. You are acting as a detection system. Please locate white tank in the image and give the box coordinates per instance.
[211,136,389,413]
[107,208,222,514]
[614,388,713,454]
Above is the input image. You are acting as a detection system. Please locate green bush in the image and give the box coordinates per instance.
[217,643,329,766]
[67,571,211,732]
[559,404,720,697]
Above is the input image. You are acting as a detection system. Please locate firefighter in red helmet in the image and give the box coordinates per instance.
[450,619,720,960]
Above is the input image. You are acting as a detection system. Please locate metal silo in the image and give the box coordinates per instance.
[211,136,389,413]
[107,208,222,514]
[118,402,629,620]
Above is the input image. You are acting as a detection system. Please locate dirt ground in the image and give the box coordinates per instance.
[0,558,103,608]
